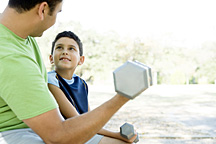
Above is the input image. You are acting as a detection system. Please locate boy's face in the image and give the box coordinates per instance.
[50,37,84,71]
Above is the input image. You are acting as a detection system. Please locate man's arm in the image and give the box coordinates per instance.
[23,94,129,144]
[48,83,134,143]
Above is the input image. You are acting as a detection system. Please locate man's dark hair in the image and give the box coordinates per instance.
[51,31,83,56]
[8,0,62,15]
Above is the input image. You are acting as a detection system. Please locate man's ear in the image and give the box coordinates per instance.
[49,55,54,64]
[38,2,48,20]
[78,56,85,65]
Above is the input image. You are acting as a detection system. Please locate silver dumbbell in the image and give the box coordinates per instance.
[113,60,152,99]
[120,123,139,143]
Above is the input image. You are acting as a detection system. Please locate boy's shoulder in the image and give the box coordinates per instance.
[48,70,57,77]
[48,70,56,74]
[73,74,85,82]
[72,73,78,78]
[47,70,59,87]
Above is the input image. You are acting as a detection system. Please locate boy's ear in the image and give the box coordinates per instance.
[78,56,85,65]
[38,2,48,20]
[49,55,54,64]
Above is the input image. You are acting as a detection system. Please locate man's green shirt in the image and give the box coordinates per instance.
[0,24,58,132]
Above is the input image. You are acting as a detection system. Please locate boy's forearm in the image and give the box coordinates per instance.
[98,128,122,140]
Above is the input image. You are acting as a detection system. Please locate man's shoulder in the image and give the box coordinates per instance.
[0,24,15,39]
[0,24,11,42]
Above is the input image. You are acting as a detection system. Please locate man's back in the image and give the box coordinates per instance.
[0,24,58,132]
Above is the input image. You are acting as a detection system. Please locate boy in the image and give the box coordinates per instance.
[48,31,134,143]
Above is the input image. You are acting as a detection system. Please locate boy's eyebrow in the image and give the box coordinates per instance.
[68,44,77,48]
[55,44,63,47]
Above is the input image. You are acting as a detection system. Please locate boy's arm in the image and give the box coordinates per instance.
[48,83,79,118]
[47,83,134,143]
[23,93,130,144]
[49,83,132,142]
[98,128,134,142]
[88,104,133,142]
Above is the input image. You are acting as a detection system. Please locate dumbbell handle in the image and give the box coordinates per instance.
[134,134,139,143]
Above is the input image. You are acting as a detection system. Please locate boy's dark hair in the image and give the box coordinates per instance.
[51,31,83,56]
[8,0,62,15]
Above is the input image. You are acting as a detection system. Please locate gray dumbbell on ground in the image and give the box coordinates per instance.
[120,123,139,143]
[113,60,152,99]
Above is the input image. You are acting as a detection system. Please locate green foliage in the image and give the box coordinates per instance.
[36,21,216,85]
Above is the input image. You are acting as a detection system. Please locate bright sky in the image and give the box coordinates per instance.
[1,0,216,48]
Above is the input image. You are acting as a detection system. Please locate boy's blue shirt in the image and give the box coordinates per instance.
[48,70,88,116]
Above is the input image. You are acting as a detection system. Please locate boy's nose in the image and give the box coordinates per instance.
[62,50,68,55]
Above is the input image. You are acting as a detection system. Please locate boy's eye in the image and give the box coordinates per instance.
[69,47,75,50]
[56,46,62,49]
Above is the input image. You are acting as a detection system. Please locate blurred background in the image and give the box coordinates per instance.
[1,0,216,85]
[1,0,216,143]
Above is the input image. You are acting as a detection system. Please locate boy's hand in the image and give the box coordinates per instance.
[120,123,139,143]
[118,132,138,143]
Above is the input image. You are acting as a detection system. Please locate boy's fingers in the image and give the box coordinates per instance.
[128,133,137,143]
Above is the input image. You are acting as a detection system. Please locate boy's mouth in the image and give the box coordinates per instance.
[59,57,71,61]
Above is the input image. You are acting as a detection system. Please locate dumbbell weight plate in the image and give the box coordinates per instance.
[113,60,151,99]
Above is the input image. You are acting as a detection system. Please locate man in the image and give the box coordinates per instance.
[0,0,137,144]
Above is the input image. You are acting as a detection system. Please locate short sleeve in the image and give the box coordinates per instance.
[47,71,60,88]
[0,55,58,120]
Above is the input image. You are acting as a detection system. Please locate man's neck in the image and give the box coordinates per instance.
[0,7,35,39]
